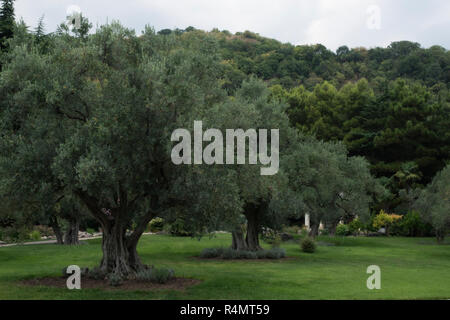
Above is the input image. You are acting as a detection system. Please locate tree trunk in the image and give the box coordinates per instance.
[328,220,339,236]
[231,229,248,250]
[97,214,149,277]
[74,188,158,278]
[245,207,262,251]
[49,216,64,245]
[436,230,445,244]
[309,222,319,238]
[64,218,80,245]
[99,223,135,276]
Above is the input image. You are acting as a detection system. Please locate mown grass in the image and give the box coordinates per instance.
[0,234,449,300]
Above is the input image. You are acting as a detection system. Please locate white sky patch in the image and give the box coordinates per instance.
[14,0,450,51]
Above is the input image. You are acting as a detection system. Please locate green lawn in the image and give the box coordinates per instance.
[0,234,449,300]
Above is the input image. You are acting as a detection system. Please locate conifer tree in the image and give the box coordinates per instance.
[0,0,15,51]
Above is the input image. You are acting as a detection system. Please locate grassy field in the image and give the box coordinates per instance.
[0,234,449,300]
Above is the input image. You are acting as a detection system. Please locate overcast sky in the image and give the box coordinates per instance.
[14,0,450,51]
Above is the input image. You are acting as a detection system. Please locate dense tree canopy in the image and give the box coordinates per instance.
[0,0,14,52]
[414,165,450,242]
[284,137,384,237]
[0,23,246,275]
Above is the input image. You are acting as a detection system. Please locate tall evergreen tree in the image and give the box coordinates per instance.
[0,0,15,51]
[34,15,45,39]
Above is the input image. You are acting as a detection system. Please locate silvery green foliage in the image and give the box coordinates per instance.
[284,136,380,229]
[0,22,244,272]
[136,267,175,284]
[201,77,298,232]
[414,165,450,239]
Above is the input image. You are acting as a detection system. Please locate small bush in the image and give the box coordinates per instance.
[222,248,239,259]
[373,210,402,235]
[136,267,175,284]
[81,267,89,276]
[255,250,267,259]
[108,273,123,287]
[148,217,165,233]
[336,224,350,236]
[200,247,224,258]
[87,267,107,280]
[391,211,432,237]
[348,219,363,235]
[243,251,257,259]
[29,230,41,241]
[62,266,69,278]
[265,247,286,259]
[300,237,316,253]
[34,225,54,237]
[201,247,285,259]
[282,225,301,235]
[261,227,280,244]
[167,218,193,237]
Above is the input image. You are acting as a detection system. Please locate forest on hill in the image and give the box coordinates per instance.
[170,27,450,212]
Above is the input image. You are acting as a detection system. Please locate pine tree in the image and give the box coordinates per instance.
[34,15,45,39]
[0,0,15,51]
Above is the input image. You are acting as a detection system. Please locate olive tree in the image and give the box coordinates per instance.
[284,138,381,237]
[0,23,242,276]
[414,165,450,243]
[201,78,297,251]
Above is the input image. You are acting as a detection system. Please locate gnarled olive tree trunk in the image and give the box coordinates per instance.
[436,229,445,244]
[308,223,319,238]
[327,219,340,236]
[76,190,156,277]
[308,213,323,238]
[231,229,248,250]
[245,207,262,251]
[64,217,80,245]
[99,222,138,276]
[231,202,266,251]
[49,215,64,245]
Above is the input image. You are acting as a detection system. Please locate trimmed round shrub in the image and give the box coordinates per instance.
[300,237,316,253]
